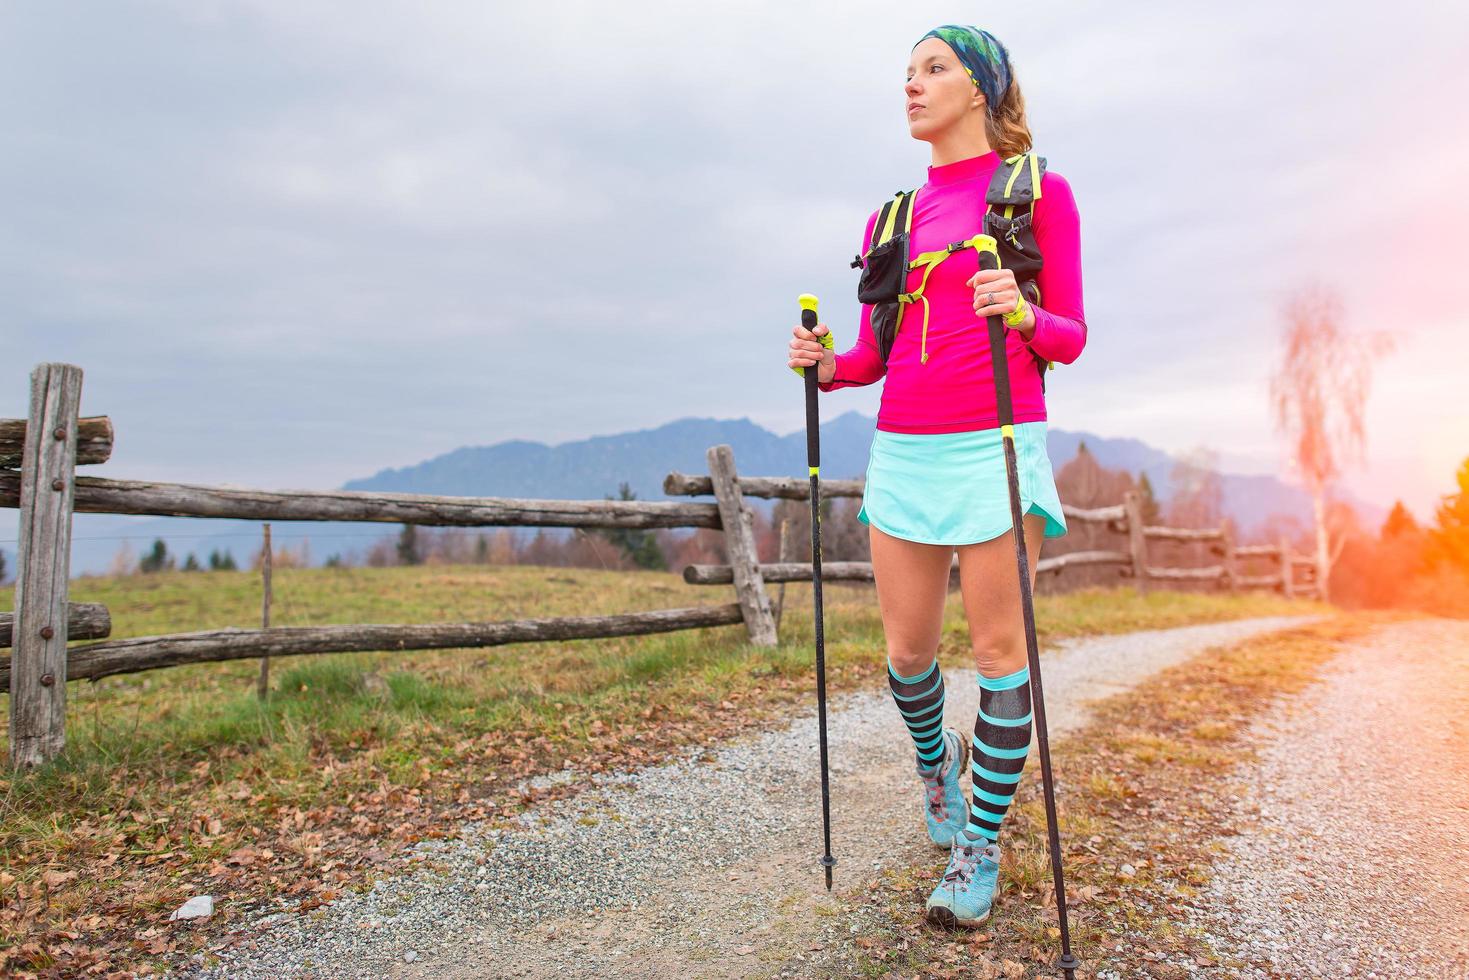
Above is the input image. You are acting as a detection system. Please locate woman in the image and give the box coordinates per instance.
[786,25,1086,929]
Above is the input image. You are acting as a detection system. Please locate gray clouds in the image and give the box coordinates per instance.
[2,1,1466,514]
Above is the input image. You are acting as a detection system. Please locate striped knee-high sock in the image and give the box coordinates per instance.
[887,657,947,769]
[964,663,1033,842]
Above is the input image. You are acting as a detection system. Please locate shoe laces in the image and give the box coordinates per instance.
[918,735,951,816]
[943,840,991,885]
[923,777,946,817]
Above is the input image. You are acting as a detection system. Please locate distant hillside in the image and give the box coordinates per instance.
[341,411,881,504]
[29,410,1381,577]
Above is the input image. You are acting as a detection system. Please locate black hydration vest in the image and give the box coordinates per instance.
[849,150,1053,390]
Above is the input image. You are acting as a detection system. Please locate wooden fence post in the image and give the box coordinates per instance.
[258,523,272,701]
[1122,489,1149,594]
[1220,521,1237,593]
[10,363,83,768]
[707,444,777,647]
[771,516,792,633]
[1278,535,1295,599]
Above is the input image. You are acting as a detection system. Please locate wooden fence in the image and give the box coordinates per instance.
[2,362,1319,767]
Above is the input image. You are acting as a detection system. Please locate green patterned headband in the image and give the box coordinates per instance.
[914,25,1013,115]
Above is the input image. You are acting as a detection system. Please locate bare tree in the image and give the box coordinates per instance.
[1166,446,1223,528]
[1268,283,1394,599]
[487,529,520,565]
[249,539,310,570]
[1048,443,1138,589]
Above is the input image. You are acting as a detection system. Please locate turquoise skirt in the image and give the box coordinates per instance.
[857,421,1068,546]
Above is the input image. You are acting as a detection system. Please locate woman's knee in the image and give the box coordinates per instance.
[870,525,951,673]
[970,629,1025,676]
[886,643,937,679]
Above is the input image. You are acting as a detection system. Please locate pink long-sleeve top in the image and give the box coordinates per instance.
[818,149,1087,433]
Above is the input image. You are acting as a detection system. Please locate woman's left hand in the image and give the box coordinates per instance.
[967,267,1035,338]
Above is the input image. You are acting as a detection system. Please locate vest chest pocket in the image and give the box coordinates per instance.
[983,211,1044,284]
[857,232,910,305]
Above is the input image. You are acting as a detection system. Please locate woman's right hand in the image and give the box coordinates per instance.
[789,322,836,384]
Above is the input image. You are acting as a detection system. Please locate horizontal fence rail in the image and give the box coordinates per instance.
[0,603,110,646]
[0,604,745,693]
[667,465,1319,600]
[664,471,865,500]
[1,361,1323,766]
[662,469,1129,526]
[0,471,722,529]
[682,549,1139,585]
[0,415,114,468]
[1142,525,1224,542]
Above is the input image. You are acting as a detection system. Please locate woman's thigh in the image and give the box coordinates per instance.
[955,512,1047,675]
[868,522,954,677]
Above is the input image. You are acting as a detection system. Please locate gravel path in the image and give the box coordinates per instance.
[176,614,1321,979]
[1182,616,1469,979]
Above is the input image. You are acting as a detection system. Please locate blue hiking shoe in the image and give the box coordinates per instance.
[924,832,1002,928]
[916,727,969,848]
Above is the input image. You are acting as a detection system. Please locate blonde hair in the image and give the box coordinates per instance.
[984,73,1032,159]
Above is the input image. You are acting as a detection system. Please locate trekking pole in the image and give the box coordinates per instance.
[797,292,838,891]
[976,247,1081,978]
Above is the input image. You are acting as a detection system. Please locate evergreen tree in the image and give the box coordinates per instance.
[0,547,7,585]
[182,552,201,571]
[1380,500,1421,540]
[218,549,237,571]
[474,534,489,565]
[1430,457,1469,571]
[138,538,175,574]
[599,482,668,571]
[208,548,221,570]
[397,524,422,566]
[1137,472,1162,525]
[325,553,343,568]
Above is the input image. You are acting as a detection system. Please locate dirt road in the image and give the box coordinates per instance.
[187,615,1322,979]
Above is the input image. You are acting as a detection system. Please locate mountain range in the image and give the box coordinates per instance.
[6,411,1382,578]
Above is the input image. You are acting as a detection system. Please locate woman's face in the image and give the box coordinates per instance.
[904,37,981,139]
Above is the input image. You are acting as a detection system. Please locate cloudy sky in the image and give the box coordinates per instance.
[4,1,1467,526]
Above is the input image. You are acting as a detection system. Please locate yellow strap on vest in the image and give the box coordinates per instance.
[998,151,1043,214]
[877,191,904,242]
[897,234,999,364]
[1003,153,1027,198]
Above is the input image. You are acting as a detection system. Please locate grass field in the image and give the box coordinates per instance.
[0,563,1329,975]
